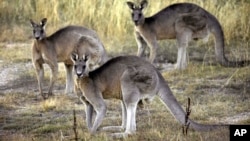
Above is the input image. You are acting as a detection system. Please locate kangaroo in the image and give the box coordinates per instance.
[30,18,108,99]
[71,54,227,137]
[127,0,249,69]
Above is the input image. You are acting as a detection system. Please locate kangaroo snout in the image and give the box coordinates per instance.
[35,36,41,40]
[74,63,88,78]
[76,72,83,78]
[134,20,140,26]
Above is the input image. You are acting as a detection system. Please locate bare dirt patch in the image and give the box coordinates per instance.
[0,62,35,93]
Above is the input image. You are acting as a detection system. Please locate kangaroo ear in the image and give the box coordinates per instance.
[140,0,148,10]
[71,52,78,62]
[40,18,47,26]
[30,19,36,27]
[83,54,89,62]
[127,1,135,10]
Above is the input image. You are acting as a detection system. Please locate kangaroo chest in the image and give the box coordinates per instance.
[135,24,176,40]
[78,77,122,101]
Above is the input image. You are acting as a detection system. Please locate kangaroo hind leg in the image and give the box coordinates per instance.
[176,30,192,70]
[111,69,140,138]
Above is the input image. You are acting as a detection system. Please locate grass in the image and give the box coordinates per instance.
[0,0,250,50]
[0,43,249,141]
[0,43,31,63]
[0,0,250,140]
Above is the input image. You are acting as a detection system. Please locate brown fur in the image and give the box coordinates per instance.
[30,18,108,99]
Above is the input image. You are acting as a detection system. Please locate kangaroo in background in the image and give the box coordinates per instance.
[72,54,226,137]
[127,0,249,69]
[30,18,108,99]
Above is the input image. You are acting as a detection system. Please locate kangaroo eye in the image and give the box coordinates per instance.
[82,65,86,70]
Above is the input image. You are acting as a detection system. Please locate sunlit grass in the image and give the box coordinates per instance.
[40,95,73,112]
[0,0,250,51]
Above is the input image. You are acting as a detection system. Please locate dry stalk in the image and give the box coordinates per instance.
[182,97,191,136]
[73,109,78,141]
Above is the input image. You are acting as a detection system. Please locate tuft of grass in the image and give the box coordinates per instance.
[39,95,74,112]
[41,98,57,112]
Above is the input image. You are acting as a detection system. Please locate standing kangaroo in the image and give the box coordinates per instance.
[30,18,108,99]
[72,54,226,137]
[127,0,249,69]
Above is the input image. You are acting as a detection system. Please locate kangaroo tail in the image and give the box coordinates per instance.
[156,73,228,131]
[209,14,250,67]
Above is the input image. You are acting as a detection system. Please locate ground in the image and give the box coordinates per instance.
[0,42,249,141]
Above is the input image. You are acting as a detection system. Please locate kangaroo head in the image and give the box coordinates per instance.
[127,0,148,26]
[71,52,89,78]
[30,18,47,40]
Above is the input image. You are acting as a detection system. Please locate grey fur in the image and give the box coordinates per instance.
[72,55,227,137]
[127,1,249,69]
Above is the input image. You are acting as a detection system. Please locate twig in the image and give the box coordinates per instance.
[182,97,191,136]
[225,69,239,86]
[73,109,78,141]
[60,130,64,141]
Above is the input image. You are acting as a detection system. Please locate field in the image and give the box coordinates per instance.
[0,0,250,141]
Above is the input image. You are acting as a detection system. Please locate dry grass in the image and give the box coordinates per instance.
[0,43,249,141]
[0,0,250,51]
[0,0,250,140]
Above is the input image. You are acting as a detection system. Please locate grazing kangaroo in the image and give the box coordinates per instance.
[72,54,226,137]
[127,0,249,69]
[30,18,108,99]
